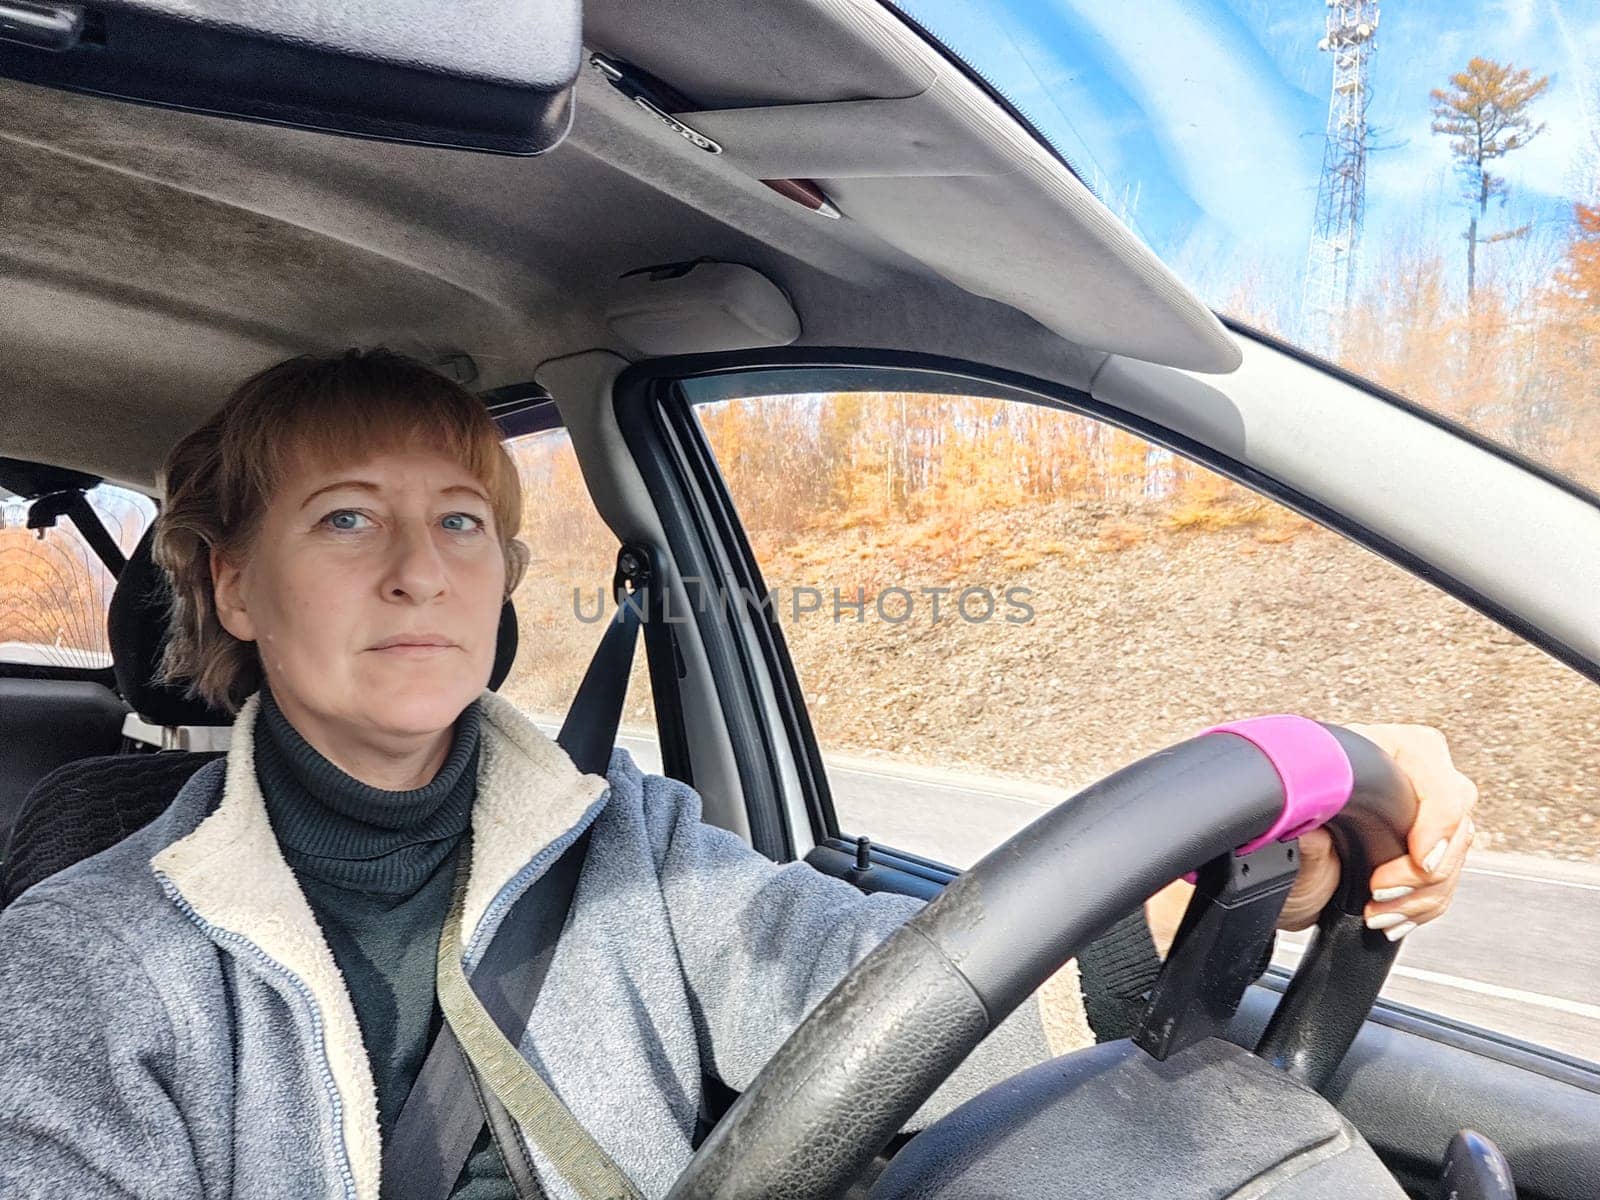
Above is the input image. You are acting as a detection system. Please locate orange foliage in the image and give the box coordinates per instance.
[1,488,152,665]
[0,526,115,653]
[689,389,1287,572]
[1557,202,1600,302]
[1321,205,1600,489]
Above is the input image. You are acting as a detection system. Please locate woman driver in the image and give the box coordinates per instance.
[0,350,1475,1199]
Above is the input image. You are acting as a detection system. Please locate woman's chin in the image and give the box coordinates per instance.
[358,674,485,738]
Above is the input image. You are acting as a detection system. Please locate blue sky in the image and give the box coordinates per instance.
[891,0,1600,325]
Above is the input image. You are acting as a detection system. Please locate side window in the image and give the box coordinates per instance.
[694,389,1600,1063]
[0,483,156,671]
[500,431,656,757]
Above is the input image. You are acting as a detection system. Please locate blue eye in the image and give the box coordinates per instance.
[442,513,486,533]
[322,510,372,532]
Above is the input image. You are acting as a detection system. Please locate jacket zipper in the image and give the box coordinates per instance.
[155,874,362,1200]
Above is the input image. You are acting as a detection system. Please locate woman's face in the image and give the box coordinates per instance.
[211,447,507,750]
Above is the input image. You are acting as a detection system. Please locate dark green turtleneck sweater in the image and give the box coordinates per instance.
[255,687,513,1199]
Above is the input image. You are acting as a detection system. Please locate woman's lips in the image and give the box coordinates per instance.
[367,634,457,654]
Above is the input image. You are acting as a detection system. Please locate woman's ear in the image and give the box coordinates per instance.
[210,545,257,642]
[503,537,530,598]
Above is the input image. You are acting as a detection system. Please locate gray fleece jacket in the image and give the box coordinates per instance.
[0,691,1087,1200]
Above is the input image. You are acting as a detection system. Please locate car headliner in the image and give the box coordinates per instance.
[0,0,1238,492]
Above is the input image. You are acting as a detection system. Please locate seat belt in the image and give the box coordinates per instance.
[381,581,646,1200]
[436,830,642,1200]
[383,830,593,1200]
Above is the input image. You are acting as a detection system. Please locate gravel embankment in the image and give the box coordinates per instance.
[763,504,1599,862]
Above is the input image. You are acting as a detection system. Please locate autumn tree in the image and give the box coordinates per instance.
[1430,57,1550,300]
[1556,202,1600,306]
[1541,201,1600,470]
[0,526,114,656]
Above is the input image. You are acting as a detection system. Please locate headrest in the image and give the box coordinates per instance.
[109,528,520,727]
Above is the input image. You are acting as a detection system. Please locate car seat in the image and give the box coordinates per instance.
[0,678,127,868]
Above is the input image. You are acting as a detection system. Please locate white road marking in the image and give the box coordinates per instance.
[1462,865,1600,893]
[1272,940,1600,1022]
[826,764,1059,805]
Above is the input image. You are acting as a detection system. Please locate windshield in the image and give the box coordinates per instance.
[889,0,1600,492]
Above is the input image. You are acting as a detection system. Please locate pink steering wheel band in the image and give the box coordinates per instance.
[1202,715,1355,854]
[1178,715,1356,883]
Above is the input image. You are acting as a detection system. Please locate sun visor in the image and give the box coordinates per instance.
[676,85,1241,373]
[605,261,801,355]
[0,0,582,154]
[584,0,1241,373]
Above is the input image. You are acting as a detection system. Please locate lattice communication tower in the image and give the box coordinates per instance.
[1302,0,1379,354]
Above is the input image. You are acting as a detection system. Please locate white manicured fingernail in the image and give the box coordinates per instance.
[1372,886,1415,902]
[1385,920,1417,942]
[1366,912,1408,931]
[1422,838,1449,874]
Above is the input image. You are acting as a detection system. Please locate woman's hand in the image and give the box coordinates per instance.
[1276,722,1478,935]
[1146,722,1478,953]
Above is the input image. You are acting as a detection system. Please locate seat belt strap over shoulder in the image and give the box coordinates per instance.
[436,834,642,1200]
[614,543,692,789]
[553,544,652,779]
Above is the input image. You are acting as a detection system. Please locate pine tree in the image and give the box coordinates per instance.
[1429,57,1550,300]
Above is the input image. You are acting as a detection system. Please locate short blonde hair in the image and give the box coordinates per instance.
[154,349,528,713]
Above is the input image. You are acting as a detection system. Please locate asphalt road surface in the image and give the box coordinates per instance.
[591,726,1599,1064]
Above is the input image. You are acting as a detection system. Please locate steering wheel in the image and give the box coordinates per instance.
[664,719,1417,1200]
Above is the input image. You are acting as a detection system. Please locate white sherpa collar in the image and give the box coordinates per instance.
[462,690,612,951]
[150,690,609,1200]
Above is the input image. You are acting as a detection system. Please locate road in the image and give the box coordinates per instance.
[583,725,1600,1063]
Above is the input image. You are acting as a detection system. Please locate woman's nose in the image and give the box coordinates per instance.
[382,521,448,602]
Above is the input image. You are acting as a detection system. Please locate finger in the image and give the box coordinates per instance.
[1278,828,1339,932]
[1366,877,1456,922]
[1436,813,1476,880]
[1366,822,1474,936]
[1364,818,1475,939]
[1369,812,1478,908]
[1368,854,1432,894]
[1364,876,1460,938]
[1397,755,1477,876]
[1408,795,1467,877]
[1294,826,1337,875]
[1371,811,1476,895]
[1145,878,1193,957]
